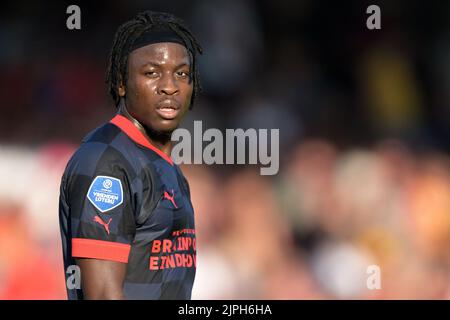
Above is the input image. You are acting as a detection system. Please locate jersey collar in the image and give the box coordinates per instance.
[110,114,174,166]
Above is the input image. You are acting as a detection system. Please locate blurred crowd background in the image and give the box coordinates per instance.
[0,0,449,299]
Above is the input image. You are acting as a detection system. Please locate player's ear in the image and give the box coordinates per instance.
[118,78,126,97]
[118,84,126,97]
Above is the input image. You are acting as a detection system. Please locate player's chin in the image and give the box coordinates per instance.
[153,118,181,135]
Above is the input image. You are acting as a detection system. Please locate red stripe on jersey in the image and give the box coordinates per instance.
[72,238,131,263]
[110,114,174,166]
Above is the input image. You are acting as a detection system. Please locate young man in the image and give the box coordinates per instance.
[59,11,202,300]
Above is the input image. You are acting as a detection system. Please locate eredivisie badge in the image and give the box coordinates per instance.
[87,176,123,213]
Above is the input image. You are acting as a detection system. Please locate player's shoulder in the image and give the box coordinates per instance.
[64,122,133,177]
[82,120,122,145]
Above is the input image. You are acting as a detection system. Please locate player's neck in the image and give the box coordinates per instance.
[117,101,173,157]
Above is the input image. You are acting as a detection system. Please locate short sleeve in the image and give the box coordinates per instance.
[63,143,137,263]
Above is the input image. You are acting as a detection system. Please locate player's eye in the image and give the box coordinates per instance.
[177,71,190,78]
[145,71,159,78]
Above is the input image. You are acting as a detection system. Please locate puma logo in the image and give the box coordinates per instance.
[93,216,112,235]
[163,189,178,209]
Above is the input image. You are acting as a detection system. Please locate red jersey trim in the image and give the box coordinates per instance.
[72,238,131,263]
[110,114,174,166]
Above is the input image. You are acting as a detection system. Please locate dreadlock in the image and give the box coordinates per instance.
[106,11,203,109]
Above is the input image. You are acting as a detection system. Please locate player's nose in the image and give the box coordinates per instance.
[158,74,179,95]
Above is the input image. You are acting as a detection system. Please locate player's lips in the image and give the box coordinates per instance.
[156,99,181,120]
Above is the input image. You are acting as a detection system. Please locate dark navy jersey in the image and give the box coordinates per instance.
[59,114,196,300]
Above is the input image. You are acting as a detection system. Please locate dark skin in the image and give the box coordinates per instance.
[76,42,193,300]
[120,42,192,154]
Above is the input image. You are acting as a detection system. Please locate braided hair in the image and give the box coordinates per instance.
[106,11,203,109]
